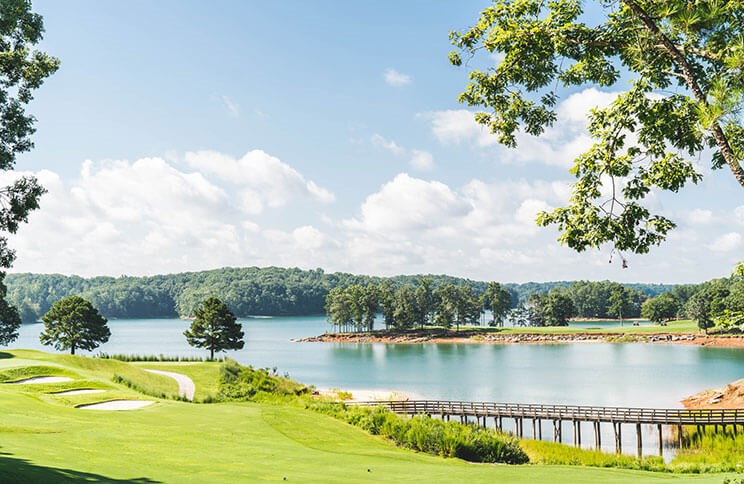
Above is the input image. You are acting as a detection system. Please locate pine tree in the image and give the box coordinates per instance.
[184,297,244,360]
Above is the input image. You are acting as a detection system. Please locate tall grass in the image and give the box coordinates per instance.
[98,353,223,362]
[306,401,528,464]
[217,360,309,400]
[674,427,744,472]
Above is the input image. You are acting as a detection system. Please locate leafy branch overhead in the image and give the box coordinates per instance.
[450,0,744,256]
[0,0,59,345]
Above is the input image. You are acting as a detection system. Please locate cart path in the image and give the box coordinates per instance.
[144,369,195,400]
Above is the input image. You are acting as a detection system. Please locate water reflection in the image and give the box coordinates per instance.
[5,316,744,409]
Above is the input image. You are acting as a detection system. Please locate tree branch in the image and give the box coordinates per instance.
[622,0,744,189]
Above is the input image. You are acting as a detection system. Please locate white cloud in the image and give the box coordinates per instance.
[421,88,622,167]
[686,209,713,225]
[185,150,335,210]
[383,68,412,87]
[371,134,405,156]
[709,232,742,252]
[6,151,335,276]
[735,205,744,225]
[345,174,471,234]
[370,134,434,171]
[221,95,239,118]
[409,150,434,171]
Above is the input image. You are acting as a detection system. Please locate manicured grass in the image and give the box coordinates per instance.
[131,361,222,400]
[0,350,735,483]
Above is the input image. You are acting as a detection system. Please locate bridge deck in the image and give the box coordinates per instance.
[353,400,744,425]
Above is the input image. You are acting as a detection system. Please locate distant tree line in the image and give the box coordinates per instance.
[3,267,685,325]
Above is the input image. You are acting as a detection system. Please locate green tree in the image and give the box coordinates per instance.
[0,1,59,343]
[413,277,435,328]
[526,293,546,326]
[433,283,457,329]
[686,290,713,333]
[543,290,576,326]
[641,293,680,324]
[484,281,512,326]
[359,283,379,332]
[608,284,634,324]
[0,278,20,345]
[450,1,744,258]
[39,296,109,355]
[392,285,417,330]
[184,297,244,360]
[377,281,396,330]
[454,285,483,330]
[325,287,352,332]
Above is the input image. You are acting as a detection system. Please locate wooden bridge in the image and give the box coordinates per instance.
[352,400,744,457]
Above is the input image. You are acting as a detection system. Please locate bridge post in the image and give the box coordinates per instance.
[573,420,578,446]
[497,416,502,431]
[636,423,642,459]
[553,420,557,442]
[657,424,663,456]
[518,418,523,438]
[612,422,621,454]
[677,424,683,448]
[538,419,542,440]
[594,421,601,450]
[532,418,537,439]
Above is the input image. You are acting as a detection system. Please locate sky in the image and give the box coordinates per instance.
[5,0,743,283]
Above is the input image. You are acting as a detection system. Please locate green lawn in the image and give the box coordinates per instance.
[0,349,735,483]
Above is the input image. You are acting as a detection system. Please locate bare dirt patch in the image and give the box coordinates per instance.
[682,379,744,409]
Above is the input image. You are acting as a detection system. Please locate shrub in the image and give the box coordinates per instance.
[217,360,309,400]
[304,402,528,464]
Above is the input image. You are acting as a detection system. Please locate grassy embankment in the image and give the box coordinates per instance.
[0,349,740,483]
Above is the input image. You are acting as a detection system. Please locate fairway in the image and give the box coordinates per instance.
[0,350,735,483]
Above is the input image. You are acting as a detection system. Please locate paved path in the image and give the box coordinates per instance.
[144,369,195,401]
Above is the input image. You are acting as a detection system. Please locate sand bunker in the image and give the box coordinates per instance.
[11,376,73,385]
[53,389,105,396]
[78,400,154,410]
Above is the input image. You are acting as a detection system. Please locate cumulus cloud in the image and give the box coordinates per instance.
[184,150,335,211]
[370,134,434,171]
[383,68,412,87]
[7,151,336,276]
[709,232,742,252]
[420,88,621,167]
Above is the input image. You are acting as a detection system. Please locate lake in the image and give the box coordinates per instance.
[6,316,743,408]
[6,315,744,459]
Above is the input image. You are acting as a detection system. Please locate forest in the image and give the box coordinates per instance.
[5,266,679,323]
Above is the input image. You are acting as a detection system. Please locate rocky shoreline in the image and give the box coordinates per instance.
[297,330,744,348]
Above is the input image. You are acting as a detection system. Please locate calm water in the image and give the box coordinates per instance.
[6,316,743,409]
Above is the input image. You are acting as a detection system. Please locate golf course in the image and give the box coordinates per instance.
[0,349,740,483]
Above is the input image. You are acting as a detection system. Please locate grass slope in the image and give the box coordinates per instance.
[0,350,735,483]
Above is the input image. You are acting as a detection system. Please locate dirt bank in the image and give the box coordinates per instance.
[682,379,744,409]
[297,330,744,348]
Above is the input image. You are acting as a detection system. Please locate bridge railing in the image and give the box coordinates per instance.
[348,400,744,425]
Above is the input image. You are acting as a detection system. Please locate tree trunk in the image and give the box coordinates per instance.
[210,347,214,361]
[622,0,744,189]
[71,345,75,355]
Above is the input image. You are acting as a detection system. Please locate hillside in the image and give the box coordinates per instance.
[5,267,679,322]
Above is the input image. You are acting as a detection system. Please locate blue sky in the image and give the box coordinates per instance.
[7,0,743,283]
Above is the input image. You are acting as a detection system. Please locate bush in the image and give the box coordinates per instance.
[305,402,528,464]
[217,360,309,400]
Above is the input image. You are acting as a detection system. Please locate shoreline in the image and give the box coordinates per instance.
[297,330,744,348]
